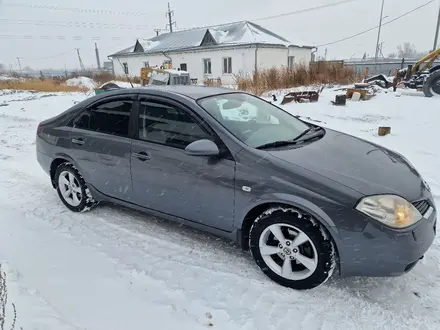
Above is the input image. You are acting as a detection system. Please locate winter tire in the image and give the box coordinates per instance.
[54,163,97,212]
[249,208,335,290]
[423,70,440,97]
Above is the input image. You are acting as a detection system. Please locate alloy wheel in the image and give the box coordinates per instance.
[58,170,83,207]
[258,223,318,280]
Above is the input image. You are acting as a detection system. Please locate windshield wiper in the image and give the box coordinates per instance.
[292,126,324,142]
[256,140,299,150]
[256,126,325,150]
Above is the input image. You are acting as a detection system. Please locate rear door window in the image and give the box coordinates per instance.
[74,99,133,137]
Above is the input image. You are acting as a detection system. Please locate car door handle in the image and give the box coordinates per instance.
[71,138,85,145]
[132,151,151,161]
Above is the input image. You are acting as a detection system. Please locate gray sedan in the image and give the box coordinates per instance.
[36,85,437,290]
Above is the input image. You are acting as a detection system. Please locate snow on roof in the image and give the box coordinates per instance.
[110,21,312,57]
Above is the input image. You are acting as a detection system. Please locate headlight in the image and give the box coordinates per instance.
[355,194,423,228]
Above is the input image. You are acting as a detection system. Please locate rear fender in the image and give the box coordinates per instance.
[50,153,86,186]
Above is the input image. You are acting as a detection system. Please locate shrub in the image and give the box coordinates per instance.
[0,265,18,330]
[234,64,361,95]
[0,79,86,93]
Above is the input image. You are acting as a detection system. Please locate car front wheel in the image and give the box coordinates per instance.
[54,163,97,212]
[249,209,335,290]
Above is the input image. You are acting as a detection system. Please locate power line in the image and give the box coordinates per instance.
[0,18,158,29]
[251,0,360,22]
[2,1,432,49]
[0,34,136,40]
[0,0,361,42]
[19,50,76,60]
[176,0,361,31]
[1,2,157,16]
[2,0,360,32]
[316,0,436,47]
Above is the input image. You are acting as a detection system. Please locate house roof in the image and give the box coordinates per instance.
[109,21,312,57]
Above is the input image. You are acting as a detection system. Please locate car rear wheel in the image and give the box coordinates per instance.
[54,163,97,212]
[249,209,335,290]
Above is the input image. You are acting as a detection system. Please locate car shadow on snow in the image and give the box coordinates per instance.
[90,202,440,313]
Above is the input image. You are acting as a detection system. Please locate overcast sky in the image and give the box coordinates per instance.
[0,0,439,70]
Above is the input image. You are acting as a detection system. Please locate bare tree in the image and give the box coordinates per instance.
[396,42,429,59]
[397,42,417,58]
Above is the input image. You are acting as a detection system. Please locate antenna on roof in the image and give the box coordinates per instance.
[165,3,176,32]
[116,58,134,88]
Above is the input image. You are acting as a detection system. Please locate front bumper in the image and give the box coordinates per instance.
[337,206,437,277]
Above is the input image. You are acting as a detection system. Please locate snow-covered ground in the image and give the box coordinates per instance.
[0,87,439,330]
[66,77,97,90]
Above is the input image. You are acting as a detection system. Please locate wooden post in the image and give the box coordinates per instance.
[378,127,391,136]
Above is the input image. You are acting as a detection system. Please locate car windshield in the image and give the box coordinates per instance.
[197,92,311,148]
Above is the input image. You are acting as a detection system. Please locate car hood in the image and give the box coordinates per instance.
[268,129,427,202]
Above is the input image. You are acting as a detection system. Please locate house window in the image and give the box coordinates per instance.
[222,57,232,74]
[288,56,295,69]
[122,62,129,74]
[180,63,187,71]
[203,59,212,74]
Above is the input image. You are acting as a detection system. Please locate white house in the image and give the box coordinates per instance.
[108,21,314,85]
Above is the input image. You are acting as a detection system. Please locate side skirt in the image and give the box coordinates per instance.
[87,185,241,246]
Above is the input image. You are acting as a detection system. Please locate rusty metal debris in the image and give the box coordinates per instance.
[364,74,394,89]
[281,90,321,105]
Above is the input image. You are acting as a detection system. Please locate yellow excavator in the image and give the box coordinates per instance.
[394,47,440,97]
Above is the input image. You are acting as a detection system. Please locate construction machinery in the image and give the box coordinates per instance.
[394,47,440,97]
[93,67,192,95]
[140,67,191,86]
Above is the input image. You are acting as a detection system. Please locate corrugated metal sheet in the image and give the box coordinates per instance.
[110,21,306,57]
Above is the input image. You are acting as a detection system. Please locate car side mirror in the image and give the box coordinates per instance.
[185,139,219,156]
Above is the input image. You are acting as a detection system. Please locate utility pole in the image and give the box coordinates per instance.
[154,29,161,36]
[95,43,101,71]
[16,57,22,74]
[374,0,385,61]
[433,1,440,50]
[75,48,85,72]
[165,3,176,33]
[379,41,384,58]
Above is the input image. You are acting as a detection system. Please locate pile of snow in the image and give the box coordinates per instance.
[65,77,142,91]
[0,75,19,81]
[99,80,141,89]
[0,89,440,329]
[66,76,97,90]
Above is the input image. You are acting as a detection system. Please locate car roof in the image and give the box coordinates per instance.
[105,85,243,100]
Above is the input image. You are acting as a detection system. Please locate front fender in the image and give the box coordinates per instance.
[239,192,340,236]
